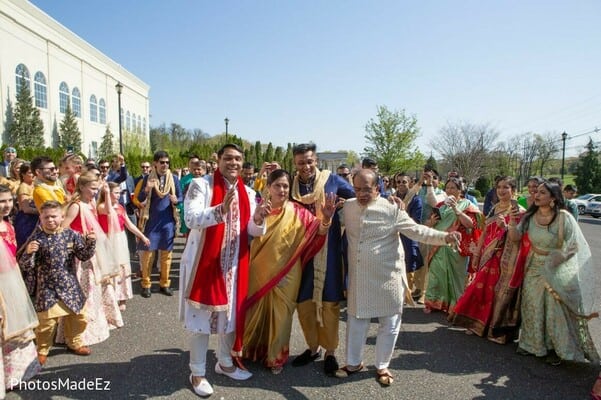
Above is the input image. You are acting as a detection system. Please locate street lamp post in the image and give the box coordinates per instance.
[561,131,568,180]
[115,82,123,154]
[224,117,229,142]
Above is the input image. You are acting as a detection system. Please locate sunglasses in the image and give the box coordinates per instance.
[99,165,110,169]
[158,160,170,165]
[140,165,150,169]
[41,167,58,171]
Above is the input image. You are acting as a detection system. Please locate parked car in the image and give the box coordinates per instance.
[573,193,601,215]
[585,196,601,218]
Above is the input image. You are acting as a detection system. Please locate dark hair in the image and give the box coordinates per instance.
[495,176,517,191]
[292,143,316,156]
[267,169,291,186]
[31,156,53,172]
[522,179,565,231]
[242,162,254,169]
[362,158,377,168]
[0,184,11,195]
[217,143,243,158]
[444,177,463,192]
[527,176,544,185]
[547,177,563,188]
[153,150,169,162]
[564,184,577,192]
[18,162,31,181]
[98,159,109,166]
[40,200,63,211]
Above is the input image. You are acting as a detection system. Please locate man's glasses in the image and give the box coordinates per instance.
[140,165,150,169]
[338,173,349,177]
[41,167,58,171]
[396,180,409,184]
[158,160,170,165]
[99,165,110,169]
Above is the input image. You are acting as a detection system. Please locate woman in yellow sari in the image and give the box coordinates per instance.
[243,169,337,374]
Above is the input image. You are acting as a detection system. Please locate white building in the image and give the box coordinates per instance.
[0,0,150,157]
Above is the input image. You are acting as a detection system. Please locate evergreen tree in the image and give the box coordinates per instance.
[574,139,601,193]
[98,125,116,160]
[263,142,274,162]
[254,141,263,167]
[59,102,82,152]
[8,75,45,148]
[425,154,438,171]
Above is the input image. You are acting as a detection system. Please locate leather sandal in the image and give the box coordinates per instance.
[376,369,394,386]
[334,362,364,378]
[70,346,92,356]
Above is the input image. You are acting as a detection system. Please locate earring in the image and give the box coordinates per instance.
[550,200,555,208]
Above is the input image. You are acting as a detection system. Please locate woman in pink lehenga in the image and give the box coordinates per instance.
[60,172,122,346]
[97,182,149,311]
[0,185,40,397]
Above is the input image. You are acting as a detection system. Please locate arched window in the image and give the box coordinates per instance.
[71,87,81,117]
[126,111,131,131]
[90,95,98,122]
[34,72,47,108]
[120,108,124,128]
[15,64,30,93]
[143,117,147,134]
[132,113,136,132]
[137,115,142,133]
[98,98,106,124]
[59,82,70,113]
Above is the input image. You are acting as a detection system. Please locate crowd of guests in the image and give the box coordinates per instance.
[0,144,599,399]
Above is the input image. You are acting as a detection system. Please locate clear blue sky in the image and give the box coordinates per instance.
[31,0,601,157]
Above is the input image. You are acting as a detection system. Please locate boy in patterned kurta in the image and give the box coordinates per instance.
[18,201,96,365]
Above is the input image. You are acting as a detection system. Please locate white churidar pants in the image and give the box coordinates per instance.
[189,331,235,376]
[345,313,402,369]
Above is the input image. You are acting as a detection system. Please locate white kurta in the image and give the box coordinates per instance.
[343,197,448,318]
[178,176,265,334]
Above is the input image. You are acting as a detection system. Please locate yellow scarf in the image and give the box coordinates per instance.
[291,169,331,326]
[139,168,179,232]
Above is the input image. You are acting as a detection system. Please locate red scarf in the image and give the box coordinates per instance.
[187,168,250,353]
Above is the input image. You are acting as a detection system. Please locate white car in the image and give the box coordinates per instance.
[573,193,601,215]
[585,196,601,218]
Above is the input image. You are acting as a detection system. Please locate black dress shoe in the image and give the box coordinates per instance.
[160,287,173,296]
[292,349,320,367]
[141,288,151,298]
[324,355,339,376]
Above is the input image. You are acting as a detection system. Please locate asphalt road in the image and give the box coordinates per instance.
[7,216,601,400]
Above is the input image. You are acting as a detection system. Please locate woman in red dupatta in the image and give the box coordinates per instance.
[451,176,527,343]
[242,170,337,374]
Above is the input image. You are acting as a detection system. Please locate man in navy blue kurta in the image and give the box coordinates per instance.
[289,143,355,376]
[137,150,182,298]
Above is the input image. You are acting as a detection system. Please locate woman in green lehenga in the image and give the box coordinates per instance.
[508,180,599,365]
[424,177,482,314]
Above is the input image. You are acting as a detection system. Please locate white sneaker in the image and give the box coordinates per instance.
[189,374,214,397]
[214,363,252,380]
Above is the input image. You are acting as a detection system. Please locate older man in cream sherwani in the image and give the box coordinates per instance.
[337,169,460,386]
